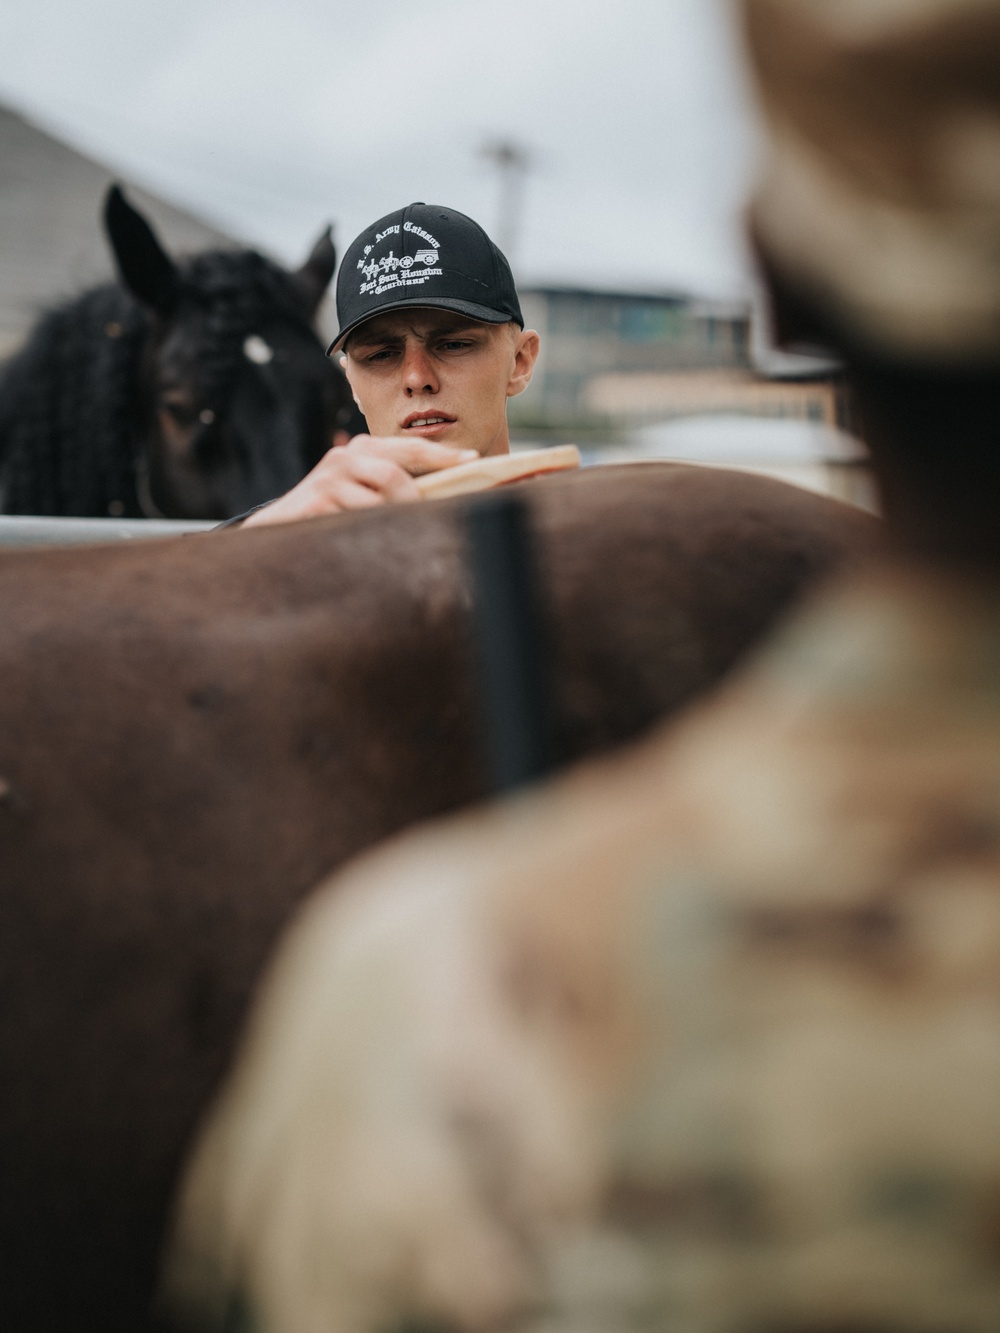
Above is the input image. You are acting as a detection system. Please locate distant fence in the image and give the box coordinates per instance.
[0,516,215,546]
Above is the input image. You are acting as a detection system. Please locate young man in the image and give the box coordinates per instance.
[242,203,539,527]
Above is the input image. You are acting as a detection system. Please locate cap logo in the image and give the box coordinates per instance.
[356,219,443,299]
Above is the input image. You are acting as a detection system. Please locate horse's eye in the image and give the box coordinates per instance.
[162,401,198,428]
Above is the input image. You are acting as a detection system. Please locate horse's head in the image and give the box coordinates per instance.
[104,185,354,520]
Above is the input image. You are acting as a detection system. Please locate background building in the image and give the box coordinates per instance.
[510,285,872,508]
[0,102,232,359]
[512,286,749,437]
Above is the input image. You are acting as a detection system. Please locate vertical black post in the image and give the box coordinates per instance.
[467,492,553,795]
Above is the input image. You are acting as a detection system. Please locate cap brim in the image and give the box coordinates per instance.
[327,297,519,355]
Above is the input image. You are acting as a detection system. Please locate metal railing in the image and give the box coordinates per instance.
[0,516,215,546]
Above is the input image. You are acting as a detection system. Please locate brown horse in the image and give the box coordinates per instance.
[0,463,874,1330]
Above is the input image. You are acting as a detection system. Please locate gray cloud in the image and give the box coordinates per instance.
[0,0,761,296]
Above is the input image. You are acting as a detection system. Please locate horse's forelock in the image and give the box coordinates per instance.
[178,250,314,330]
[160,250,324,417]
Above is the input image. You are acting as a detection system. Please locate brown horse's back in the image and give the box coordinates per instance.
[0,463,873,1330]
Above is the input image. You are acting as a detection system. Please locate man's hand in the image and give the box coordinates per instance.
[242,436,478,528]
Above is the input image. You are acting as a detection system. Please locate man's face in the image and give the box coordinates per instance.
[341,308,539,457]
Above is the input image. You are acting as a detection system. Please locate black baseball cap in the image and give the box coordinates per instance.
[328,202,523,354]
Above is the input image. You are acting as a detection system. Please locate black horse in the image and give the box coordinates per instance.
[0,186,357,520]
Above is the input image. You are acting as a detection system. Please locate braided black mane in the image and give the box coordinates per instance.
[0,283,148,515]
[0,245,338,517]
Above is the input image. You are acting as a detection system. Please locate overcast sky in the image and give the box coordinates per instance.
[1,0,762,299]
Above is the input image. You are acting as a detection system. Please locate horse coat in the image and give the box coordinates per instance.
[0,462,873,1330]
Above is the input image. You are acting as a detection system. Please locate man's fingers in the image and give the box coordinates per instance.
[240,437,451,528]
[328,479,386,510]
[342,452,422,501]
[349,436,479,476]
[240,450,418,526]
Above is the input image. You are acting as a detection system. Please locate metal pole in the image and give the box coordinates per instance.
[480,138,531,261]
[0,516,214,546]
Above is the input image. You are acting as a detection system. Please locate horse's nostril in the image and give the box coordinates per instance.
[199,409,216,426]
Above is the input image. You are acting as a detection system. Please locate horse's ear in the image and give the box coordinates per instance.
[294,225,337,316]
[103,184,180,316]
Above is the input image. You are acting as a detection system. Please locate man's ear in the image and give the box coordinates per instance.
[103,184,180,316]
[506,328,540,399]
[339,356,365,410]
[339,356,364,414]
[295,226,337,317]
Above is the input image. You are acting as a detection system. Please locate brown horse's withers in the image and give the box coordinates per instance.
[0,462,874,1330]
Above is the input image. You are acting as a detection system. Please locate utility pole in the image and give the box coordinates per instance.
[480,138,531,261]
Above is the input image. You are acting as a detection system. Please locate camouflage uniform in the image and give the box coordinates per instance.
[164,562,1000,1332]
[164,1,1000,1329]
